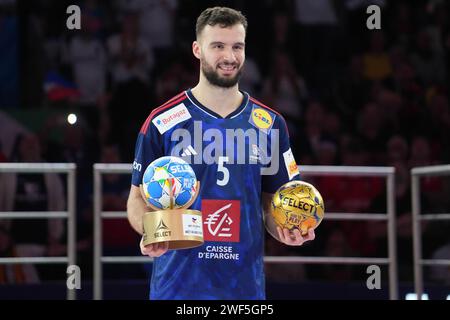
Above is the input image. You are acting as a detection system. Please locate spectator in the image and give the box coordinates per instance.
[318,139,383,256]
[386,135,409,164]
[101,144,139,250]
[294,101,325,162]
[100,144,143,279]
[362,31,392,82]
[356,102,390,164]
[368,161,418,282]
[155,60,193,105]
[81,0,108,40]
[272,12,291,50]
[107,12,154,87]
[408,136,446,211]
[410,30,446,86]
[264,235,306,284]
[262,51,308,128]
[322,111,342,141]
[408,136,435,168]
[116,0,178,62]
[239,55,262,96]
[390,2,414,50]
[292,0,339,87]
[334,55,371,117]
[0,226,35,284]
[321,228,355,282]
[65,13,107,129]
[430,243,450,285]
[316,139,338,166]
[426,93,450,162]
[0,133,65,282]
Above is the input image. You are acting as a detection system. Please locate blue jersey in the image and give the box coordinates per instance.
[131,89,300,300]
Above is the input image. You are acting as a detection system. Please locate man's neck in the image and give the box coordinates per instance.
[191,78,243,118]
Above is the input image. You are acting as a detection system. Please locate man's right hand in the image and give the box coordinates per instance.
[140,237,169,257]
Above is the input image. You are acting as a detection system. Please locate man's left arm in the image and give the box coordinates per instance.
[261,113,315,246]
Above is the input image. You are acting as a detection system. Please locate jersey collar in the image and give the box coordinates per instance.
[186,88,249,119]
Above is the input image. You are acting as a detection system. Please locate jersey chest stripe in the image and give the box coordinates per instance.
[150,94,188,119]
[157,91,186,109]
[249,97,282,117]
[140,116,152,134]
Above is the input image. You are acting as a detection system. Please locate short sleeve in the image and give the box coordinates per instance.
[261,115,300,194]
[131,119,164,186]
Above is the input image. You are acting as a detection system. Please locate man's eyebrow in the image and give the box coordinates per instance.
[209,41,245,46]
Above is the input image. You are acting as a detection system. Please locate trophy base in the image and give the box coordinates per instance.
[142,209,204,250]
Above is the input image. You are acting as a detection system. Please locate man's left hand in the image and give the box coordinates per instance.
[276,227,315,246]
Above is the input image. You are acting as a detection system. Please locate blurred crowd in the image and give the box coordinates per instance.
[0,0,449,287]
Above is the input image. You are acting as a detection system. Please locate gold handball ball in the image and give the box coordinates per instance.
[271,180,325,235]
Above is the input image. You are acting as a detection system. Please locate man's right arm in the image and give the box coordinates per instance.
[127,185,147,235]
[127,185,169,257]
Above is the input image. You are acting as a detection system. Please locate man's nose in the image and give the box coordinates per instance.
[222,48,237,63]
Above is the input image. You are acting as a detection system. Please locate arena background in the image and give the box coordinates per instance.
[0,0,449,300]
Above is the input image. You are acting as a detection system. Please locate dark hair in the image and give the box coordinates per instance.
[196,7,247,38]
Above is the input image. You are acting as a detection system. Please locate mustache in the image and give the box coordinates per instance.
[218,62,239,67]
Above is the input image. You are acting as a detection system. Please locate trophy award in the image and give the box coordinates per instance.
[140,156,204,250]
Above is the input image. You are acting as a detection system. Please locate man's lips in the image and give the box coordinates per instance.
[217,64,238,74]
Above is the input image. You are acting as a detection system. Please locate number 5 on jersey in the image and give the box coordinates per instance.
[217,156,229,186]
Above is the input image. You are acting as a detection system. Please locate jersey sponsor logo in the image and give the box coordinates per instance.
[132,160,142,172]
[201,200,240,242]
[283,148,299,179]
[249,105,275,133]
[197,245,240,260]
[152,103,191,134]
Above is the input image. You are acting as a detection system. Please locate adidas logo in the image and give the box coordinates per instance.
[181,145,198,157]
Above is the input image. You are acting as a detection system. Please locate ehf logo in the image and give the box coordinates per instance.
[201,200,240,242]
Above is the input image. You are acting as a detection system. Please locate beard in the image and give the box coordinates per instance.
[201,57,243,88]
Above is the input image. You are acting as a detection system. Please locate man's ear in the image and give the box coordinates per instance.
[192,41,201,59]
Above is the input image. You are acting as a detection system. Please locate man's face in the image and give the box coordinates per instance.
[193,24,246,88]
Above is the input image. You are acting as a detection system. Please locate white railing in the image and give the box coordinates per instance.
[93,164,398,300]
[0,163,76,300]
[282,166,398,300]
[93,163,133,300]
[411,164,450,300]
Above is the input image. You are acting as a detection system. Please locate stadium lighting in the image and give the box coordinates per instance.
[67,113,77,125]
